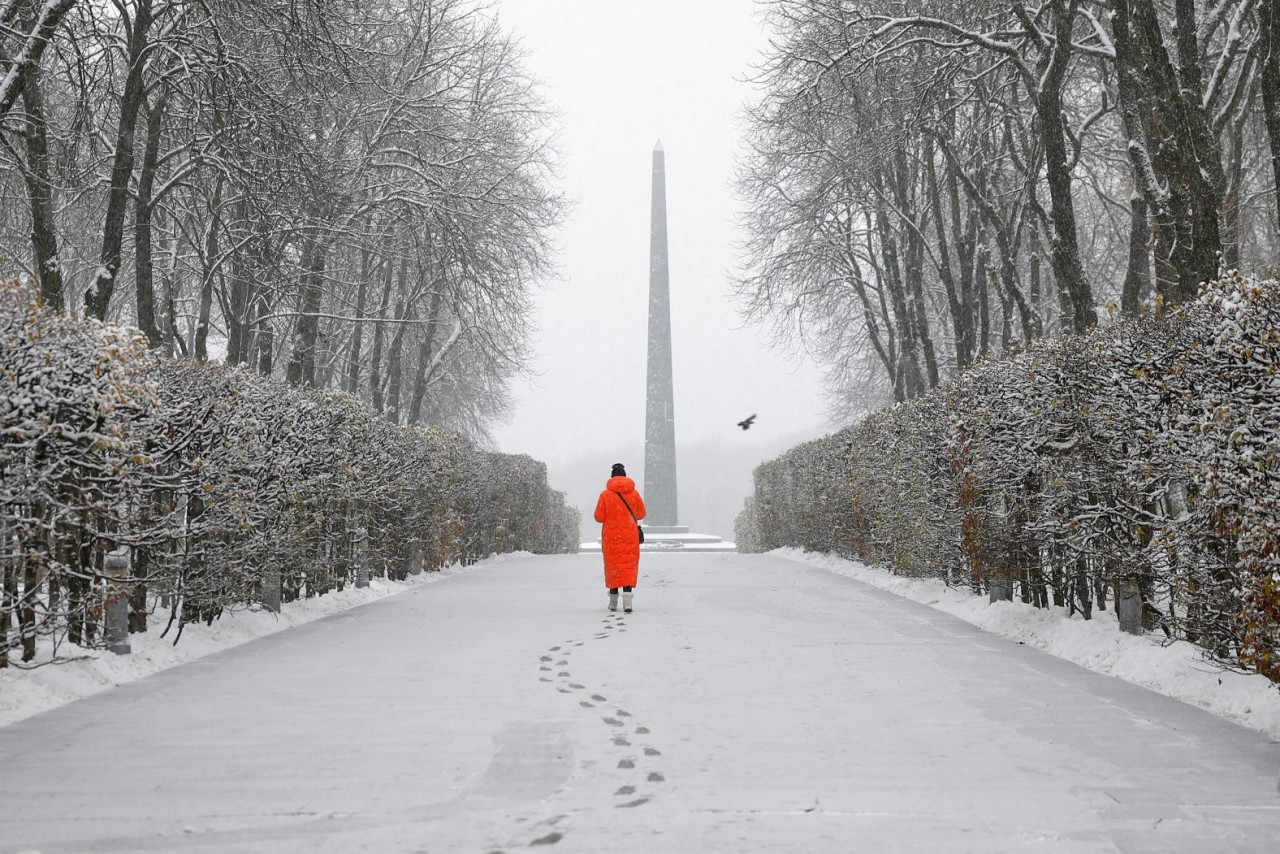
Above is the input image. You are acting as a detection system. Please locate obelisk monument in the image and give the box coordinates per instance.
[644,141,678,526]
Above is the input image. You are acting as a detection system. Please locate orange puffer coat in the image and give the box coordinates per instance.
[594,476,647,588]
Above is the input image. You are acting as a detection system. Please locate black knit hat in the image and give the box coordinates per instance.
[611,463,626,477]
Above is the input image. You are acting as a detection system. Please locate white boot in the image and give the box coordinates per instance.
[622,591,633,613]
[608,592,618,612]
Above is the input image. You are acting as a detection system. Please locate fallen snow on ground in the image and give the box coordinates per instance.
[776,547,1280,741]
[0,554,527,730]
[8,548,1279,747]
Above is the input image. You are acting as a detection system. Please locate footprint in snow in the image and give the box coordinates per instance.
[530,829,564,845]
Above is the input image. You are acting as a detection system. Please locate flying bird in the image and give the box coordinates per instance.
[737,414,756,431]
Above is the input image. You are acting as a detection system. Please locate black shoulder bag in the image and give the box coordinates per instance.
[616,492,644,543]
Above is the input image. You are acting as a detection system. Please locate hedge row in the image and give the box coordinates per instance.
[738,274,1280,684]
[0,280,578,665]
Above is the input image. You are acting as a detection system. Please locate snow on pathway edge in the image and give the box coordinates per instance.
[774,547,1280,742]
[0,553,529,729]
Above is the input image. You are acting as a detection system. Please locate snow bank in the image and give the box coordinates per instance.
[0,553,529,730]
[776,547,1280,741]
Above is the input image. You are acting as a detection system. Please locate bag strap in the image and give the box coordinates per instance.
[615,491,639,524]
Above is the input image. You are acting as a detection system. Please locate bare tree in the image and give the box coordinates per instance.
[0,0,78,123]
[741,0,1280,411]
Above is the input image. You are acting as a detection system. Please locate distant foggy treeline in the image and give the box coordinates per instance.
[0,0,562,442]
[738,1,1280,415]
[557,429,826,543]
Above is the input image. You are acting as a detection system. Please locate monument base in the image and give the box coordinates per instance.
[580,524,736,554]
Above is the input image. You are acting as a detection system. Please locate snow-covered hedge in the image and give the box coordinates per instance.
[739,274,1280,685]
[0,281,578,665]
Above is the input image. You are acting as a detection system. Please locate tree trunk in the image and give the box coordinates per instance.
[1038,0,1096,334]
[155,219,181,356]
[0,559,12,668]
[1028,250,1043,335]
[842,221,896,383]
[195,177,222,362]
[20,553,37,661]
[1171,0,1224,294]
[1218,113,1246,271]
[874,199,922,400]
[134,90,168,347]
[1115,0,1223,306]
[407,290,444,423]
[975,246,991,357]
[225,254,252,366]
[1120,197,1151,315]
[893,148,939,388]
[225,203,253,367]
[255,290,273,374]
[860,219,899,382]
[19,57,62,311]
[369,257,400,413]
[385,300,407,423]
[85,0,155,320]
[950,159,979,350]
[1263,0,1280,232]
[286,230,326,386]
[937,133,1035,344]
[925,139,970,371]
[344,251,372,394]
[128,546,147,634]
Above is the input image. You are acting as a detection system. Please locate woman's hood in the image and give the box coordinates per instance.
[607,475,637,494]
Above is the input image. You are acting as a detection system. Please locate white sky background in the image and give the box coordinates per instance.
[488,0,830,467]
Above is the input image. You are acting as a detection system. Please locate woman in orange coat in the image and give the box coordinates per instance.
[593,462,647,612]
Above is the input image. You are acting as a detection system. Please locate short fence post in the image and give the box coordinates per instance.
[355,527,370,588]
[104,550,131,655]
[1117,579,1143,635]
[262,569,282,614]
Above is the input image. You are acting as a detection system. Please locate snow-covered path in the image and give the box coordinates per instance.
[2,553,1278,853]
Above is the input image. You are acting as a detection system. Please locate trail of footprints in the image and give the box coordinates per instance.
[536,611,667,814]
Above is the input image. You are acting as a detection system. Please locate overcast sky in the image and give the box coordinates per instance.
[489,0,831,471]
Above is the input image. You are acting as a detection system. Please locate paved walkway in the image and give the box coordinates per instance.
[2,553,1278,853]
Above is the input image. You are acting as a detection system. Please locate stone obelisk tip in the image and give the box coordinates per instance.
[654,139,663,152]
